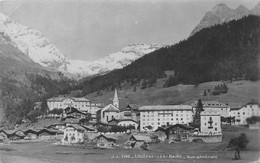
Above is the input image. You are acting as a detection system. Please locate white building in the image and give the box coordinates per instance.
[62,124,96,144]
[117,119,138,129]
[230,102,260,125]
[200,111,222,135]
[47,97,101,118]
[139,105,193,131]
[202,101,230,117]
[97,89,120,123]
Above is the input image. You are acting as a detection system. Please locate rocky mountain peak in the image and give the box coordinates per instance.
[190,3,259,36]
[212,3,232,13]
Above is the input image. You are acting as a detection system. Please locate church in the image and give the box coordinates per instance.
[96,89,120,123]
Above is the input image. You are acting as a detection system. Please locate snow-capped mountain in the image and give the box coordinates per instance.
[190,3,260,36]
[0,12,162,78]
[66,44,163,77]
[0,13,68,70]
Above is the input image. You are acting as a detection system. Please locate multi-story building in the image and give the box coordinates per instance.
[139,105,193,131]
[191,101,230,117]
[200,111,222,135]
[47,97,102,119]
[203,101,230,117]
[230,102,260,125]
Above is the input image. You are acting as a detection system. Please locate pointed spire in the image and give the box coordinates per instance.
[113,88,119,108]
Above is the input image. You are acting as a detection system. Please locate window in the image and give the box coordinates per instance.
[215,128,217,131]
[158,122,160,125]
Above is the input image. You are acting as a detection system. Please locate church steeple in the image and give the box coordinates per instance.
[113,88,119,108]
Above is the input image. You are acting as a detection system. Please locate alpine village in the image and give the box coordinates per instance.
[0,1,260,163]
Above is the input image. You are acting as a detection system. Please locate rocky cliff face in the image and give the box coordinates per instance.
[190,3,260,36]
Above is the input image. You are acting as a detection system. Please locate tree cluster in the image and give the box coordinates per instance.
[212,83,228,95]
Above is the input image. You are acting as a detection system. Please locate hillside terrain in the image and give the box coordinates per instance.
[85,80,259,109]
[190,3,260,36]
[74,15,260,96]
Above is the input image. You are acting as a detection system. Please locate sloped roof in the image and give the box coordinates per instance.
[130,135,152,142]
[118,119,138,124]
[47,97,89,102]
[127,104,139,110]
[66,124,86,132]
[97,134,117,142]
[64,118,81,124]
[103,104,119,112]
[139,105,192,111]
[166,124,195,131]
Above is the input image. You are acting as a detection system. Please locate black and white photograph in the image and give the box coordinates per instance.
[0,0,259,162]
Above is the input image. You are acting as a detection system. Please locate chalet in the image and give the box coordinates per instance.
[117,119,138,129]
[95,134,117,149]
[64,107,90,119]
[129,135,152,143]
[152,130,167,142]
[0,130,24,140]
[165,124,195,140]
[10,130,25,140]
[120,104,139,121]
[38,128,63,140]
[24,129,40,140]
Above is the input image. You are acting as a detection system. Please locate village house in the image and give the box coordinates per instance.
[117,119,138,129]
[24,129,40,140]
[95,134,117,149]
[165,124,195,141]
[230,102,260,125]
[119,104,139,121]
[96,89,120,123]
[0,130,25,140]
[200,111,222,135]
[127,134,152,148]
[62,124,95,144]
[139,105,193,131]
[64,107,91,119]
[38,128,63,140]
[47,97,102,119]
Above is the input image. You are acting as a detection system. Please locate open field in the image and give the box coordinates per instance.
[0,126,259,163]
[86,80,260,108]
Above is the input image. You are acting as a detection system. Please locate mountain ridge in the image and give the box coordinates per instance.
[190,3,260,36]
[0,12,163,78]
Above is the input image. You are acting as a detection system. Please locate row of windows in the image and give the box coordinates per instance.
[142,117,189,121]
[142,121,185,125]
[143,114,190,117]
[142,110,190,114]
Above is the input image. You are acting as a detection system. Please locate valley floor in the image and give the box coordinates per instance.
[0,127,259,163]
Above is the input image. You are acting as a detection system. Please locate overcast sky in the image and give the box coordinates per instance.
[0,0,259,61]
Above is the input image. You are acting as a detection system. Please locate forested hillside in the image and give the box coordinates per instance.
[0,32,76,126]
[74,15,260,96]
